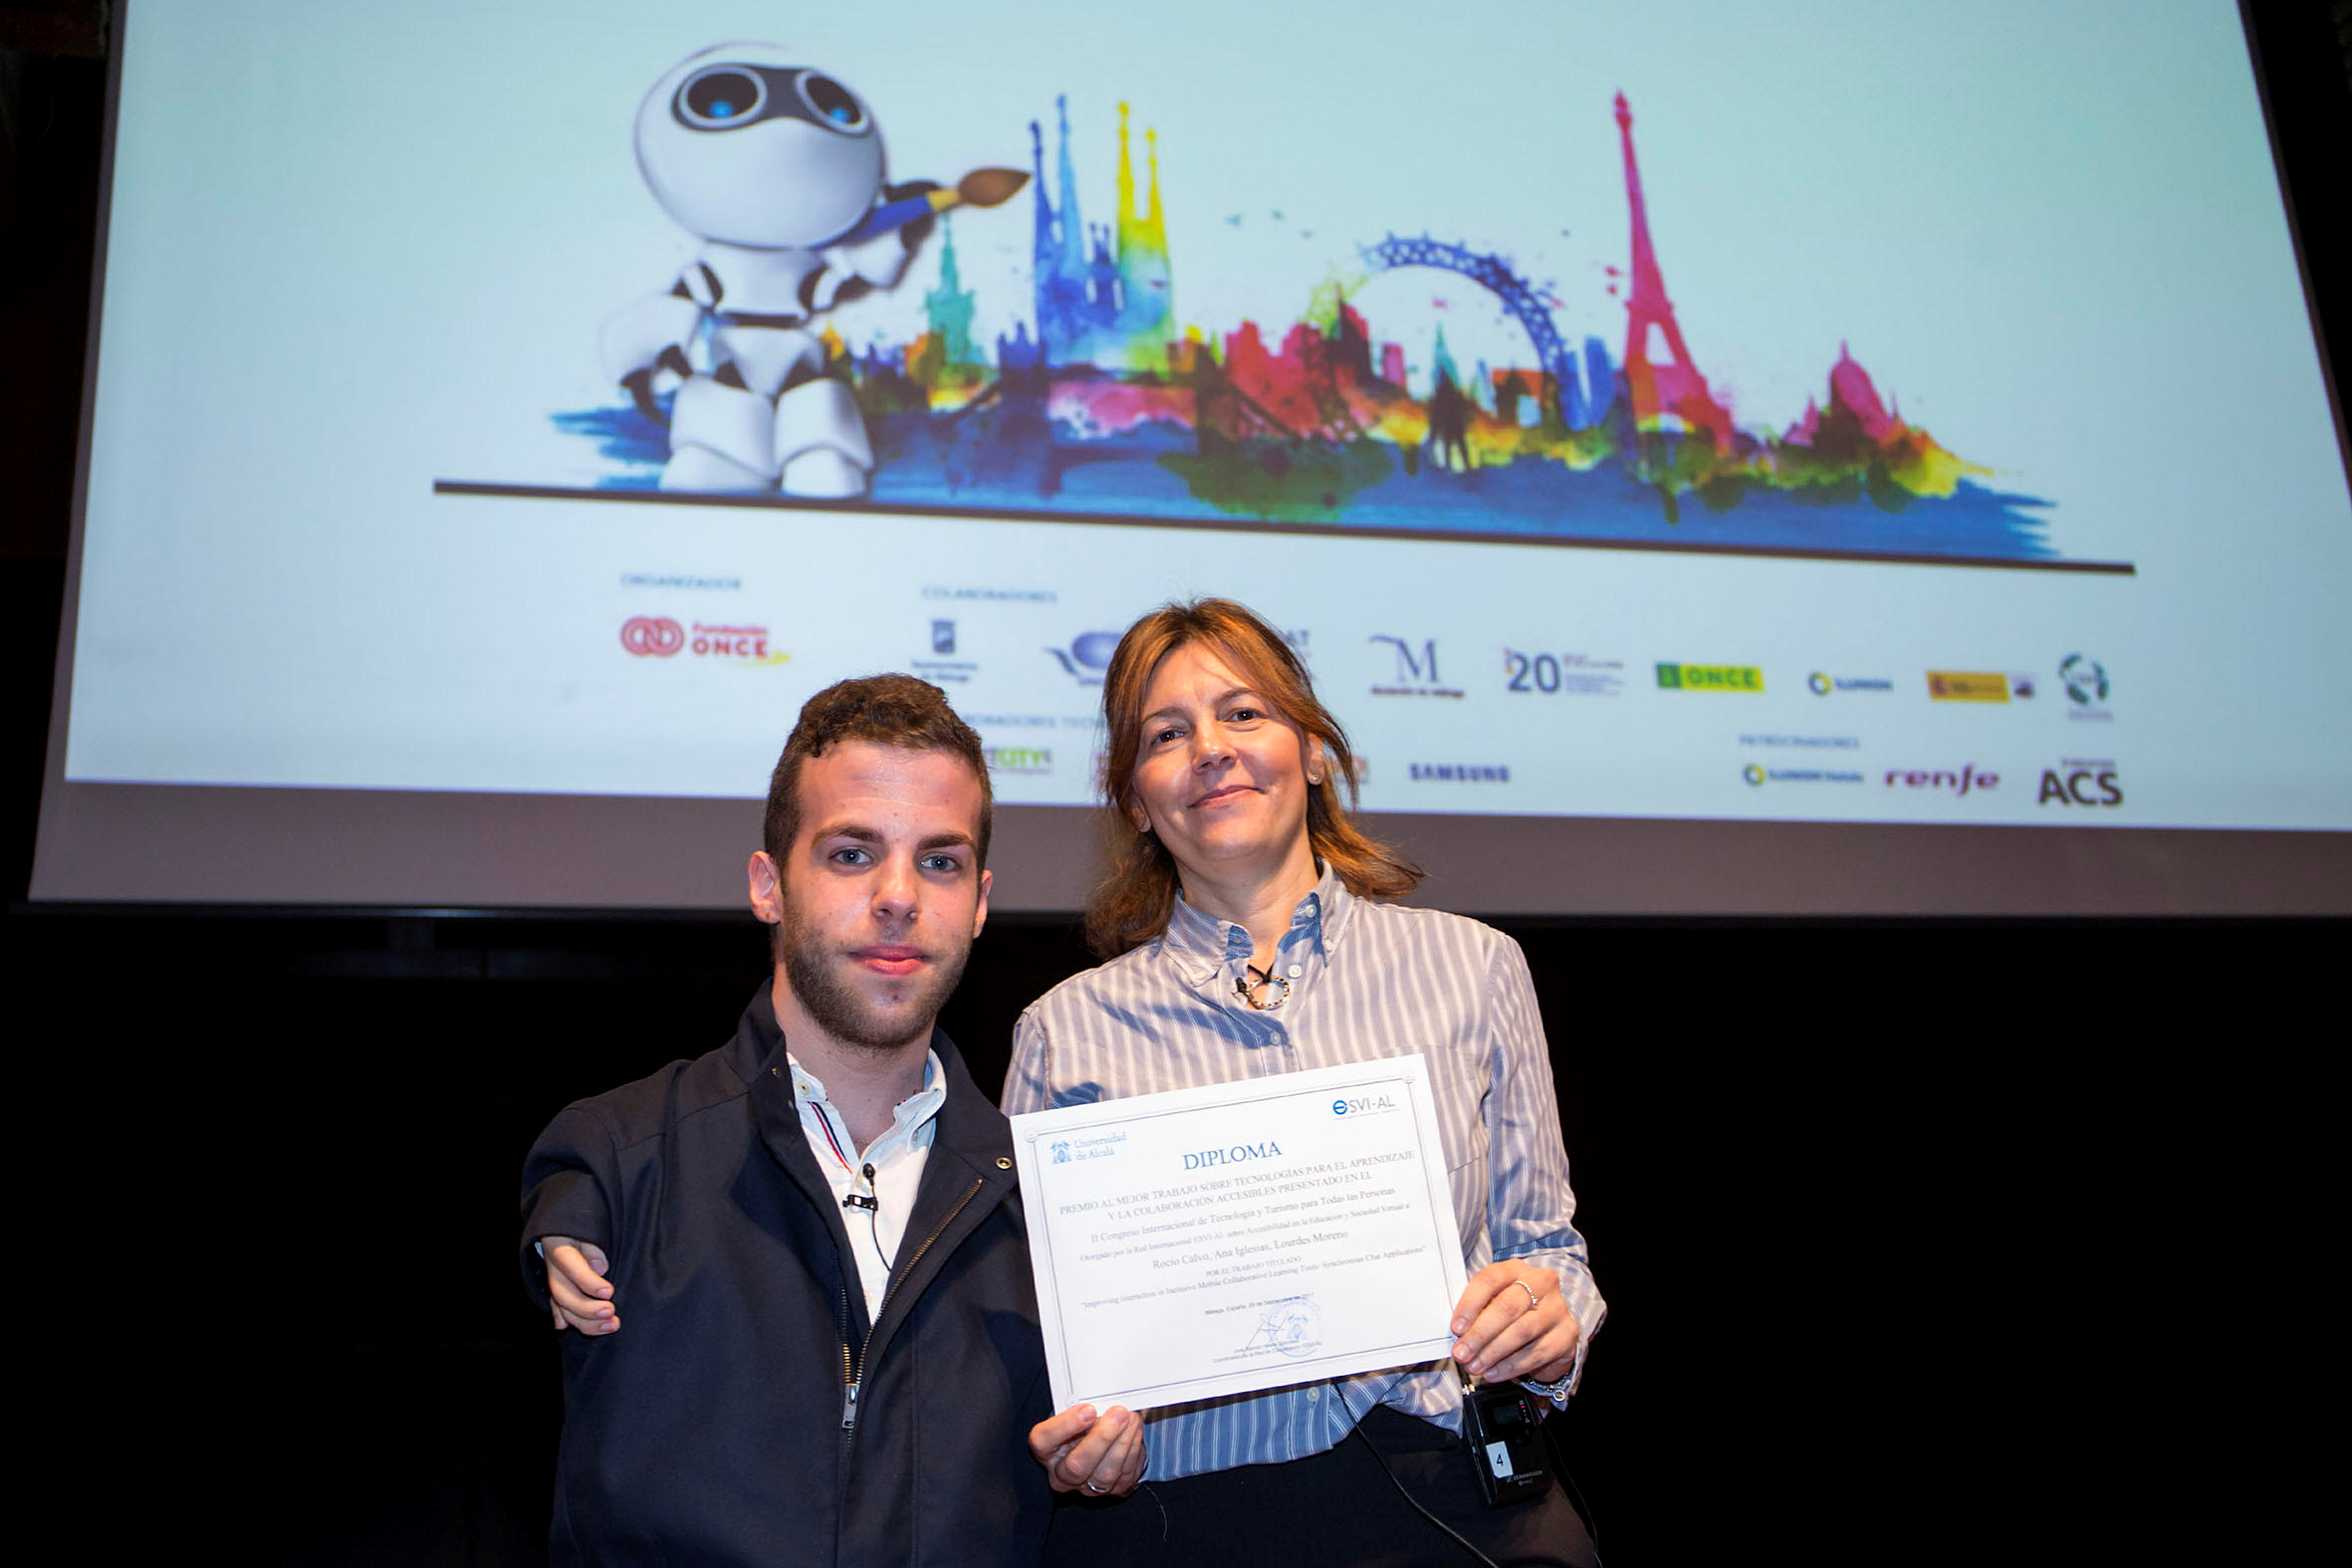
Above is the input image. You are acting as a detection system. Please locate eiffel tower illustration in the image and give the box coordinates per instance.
[1615,92,1733,452]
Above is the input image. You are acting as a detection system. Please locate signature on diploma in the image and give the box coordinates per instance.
[1243,1294,1324,1359]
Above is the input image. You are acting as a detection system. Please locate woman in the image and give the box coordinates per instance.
[1009,599,1603,1565]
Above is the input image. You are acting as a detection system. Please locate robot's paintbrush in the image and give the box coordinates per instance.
[835,168,1032,249]
[929,167,1031,214]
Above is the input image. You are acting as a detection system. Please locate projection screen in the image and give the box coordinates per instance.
[33,0,2352,913]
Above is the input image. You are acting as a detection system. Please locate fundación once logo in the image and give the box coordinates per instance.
[1657,662,1764,693]
[620,616,685,657]
[622,617,787,663]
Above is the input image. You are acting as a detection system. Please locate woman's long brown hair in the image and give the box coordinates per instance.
[1082,598,1422,958]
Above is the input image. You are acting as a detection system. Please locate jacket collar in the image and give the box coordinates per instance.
[735,983,1020,1336]
[735,980,1012,1161]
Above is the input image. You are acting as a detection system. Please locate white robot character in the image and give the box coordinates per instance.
[602,46,1024,497]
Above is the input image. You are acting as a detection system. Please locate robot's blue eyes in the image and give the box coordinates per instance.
[672,63,871,135]
[799,74,865,131]
[681,68,766,129]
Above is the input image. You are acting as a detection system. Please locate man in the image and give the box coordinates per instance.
[521,675,1138,1567]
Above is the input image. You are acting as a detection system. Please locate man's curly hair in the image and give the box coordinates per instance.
[763,675,992,871]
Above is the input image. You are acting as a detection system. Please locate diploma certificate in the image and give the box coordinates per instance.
[1012,1055,1468,1413]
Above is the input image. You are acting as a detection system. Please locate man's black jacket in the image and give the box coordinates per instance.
[521,987,1054,1567]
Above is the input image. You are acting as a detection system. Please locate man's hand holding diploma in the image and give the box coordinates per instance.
[1029,1404,1146,1497]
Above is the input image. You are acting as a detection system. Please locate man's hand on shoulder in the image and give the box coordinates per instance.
[543,1235,618,1335]
[1028,1404,1145,1498]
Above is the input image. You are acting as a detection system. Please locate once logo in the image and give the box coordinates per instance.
[691,623,771,659]
[1657,662,1763,693]
[620,616,685,657]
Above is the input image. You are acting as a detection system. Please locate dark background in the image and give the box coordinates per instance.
[4,4,2345,1561]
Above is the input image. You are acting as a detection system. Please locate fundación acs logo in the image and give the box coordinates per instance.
[2038,760,2124,807]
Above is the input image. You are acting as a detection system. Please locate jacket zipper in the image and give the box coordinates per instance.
[839,1176,985,1438]
[837,1280,857,1432]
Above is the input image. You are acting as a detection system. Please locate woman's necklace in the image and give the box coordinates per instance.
[1236,962,1291,1011]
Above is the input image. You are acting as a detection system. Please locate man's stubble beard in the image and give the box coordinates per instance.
[777,898,973,1054]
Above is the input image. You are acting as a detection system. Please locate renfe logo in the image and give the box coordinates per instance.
[1883,765,1998,796]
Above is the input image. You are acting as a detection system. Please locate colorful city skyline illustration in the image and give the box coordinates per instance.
[559,92,2064,565]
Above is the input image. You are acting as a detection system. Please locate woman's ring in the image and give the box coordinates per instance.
[1517,1279,1541,1312]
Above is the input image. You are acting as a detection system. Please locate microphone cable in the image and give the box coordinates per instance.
[1330,1378,1503,1568]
